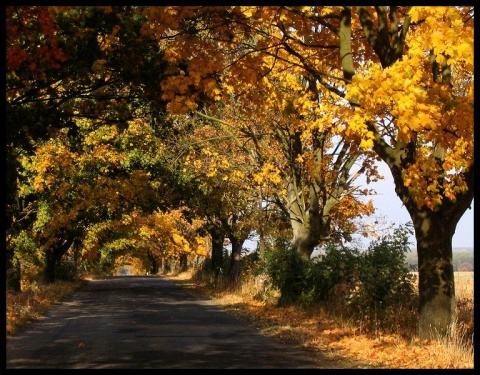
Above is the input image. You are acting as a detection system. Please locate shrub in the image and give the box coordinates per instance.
[9,230,44,289]
[258,239,359,306]
[259,238,309,306]
[258,224,419,333]
[309,244,362,303]
[345,225,418,332]
[54,256,79,281]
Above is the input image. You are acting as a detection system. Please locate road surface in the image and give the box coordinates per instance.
[6,276,330,369]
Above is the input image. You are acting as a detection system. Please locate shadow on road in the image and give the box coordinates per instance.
[7,276,373,369]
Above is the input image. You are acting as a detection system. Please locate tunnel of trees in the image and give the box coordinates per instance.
[6,6,473,340]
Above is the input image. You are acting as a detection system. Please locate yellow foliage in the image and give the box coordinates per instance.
[253,162,282,186]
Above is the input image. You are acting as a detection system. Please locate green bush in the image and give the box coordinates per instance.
[200,248,231,275]
[54,258,79,281]
[259,238,309,306]
[309,244,362,302]
[9,230,44,287]
[259,224,419,332]
[345,225,418,331]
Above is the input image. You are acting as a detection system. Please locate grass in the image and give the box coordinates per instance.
[6,271,474,369]
[6,280,86,338]
[171,269,474,369]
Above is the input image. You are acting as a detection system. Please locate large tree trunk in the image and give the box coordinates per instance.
[179,253,188,272]
[377,141,474,340]
[291,218,320,260]
[6,248,22,293]
[287,179,332,261]
[210,225,225,278]
[282,133,354,260]
[44,249,61,284]
[151,259,159,274]
[147,249,159,274]
[357,6,473,339]
[160,257,166,274]
[229,235,247,285]
[390,163,472,339]
[165,256,177,273]
[221,214,249,285]
[43,238,73,284]
[413,211,457,339]
[286,170,322,260]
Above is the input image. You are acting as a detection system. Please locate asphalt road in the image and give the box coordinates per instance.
[6,276,329,369]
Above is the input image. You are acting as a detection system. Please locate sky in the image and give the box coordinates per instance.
[357,161,474,250]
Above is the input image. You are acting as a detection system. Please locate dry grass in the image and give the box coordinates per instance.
[6,280,86,338]
[6,272,473,369]
[173,270,474,369]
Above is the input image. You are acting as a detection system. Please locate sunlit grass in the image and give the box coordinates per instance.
[178,269,474,369]
[6,280,85,338]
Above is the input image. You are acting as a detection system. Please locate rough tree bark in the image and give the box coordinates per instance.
[43,238,74,283]
[209,224,225,278]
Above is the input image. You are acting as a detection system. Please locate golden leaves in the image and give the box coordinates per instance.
[253,162,282,186]
[400,148,471,211]
[82,205,209,265]
[359,137,374,151]
[13,6,474,265]
[340,7,473,213]
[408,6,474,69]
[133,208,208,258]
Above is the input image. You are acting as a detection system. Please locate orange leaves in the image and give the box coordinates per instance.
[113,208,208,260]
[141,6,198,37]
[141,7,229,114]
[347,57,441,143]
[96,24,121,55]
[342,7,473,213]
[6,44,28,72]
[23,116,173,256]
[160,56,224,114]
[9,6,474,275]
[401,159,446,210]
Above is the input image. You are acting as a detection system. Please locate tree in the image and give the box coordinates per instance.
[7,6,473,339]
[258,5,472,338]
[6,5,72,291]
[20,120,161,281]
[141,5,474,338]
[174,112,262,283]
[82,208,208,275]
[223,76,377,260]
[141,6,379,263]
[342,6,474,338]
[6,5,172,284]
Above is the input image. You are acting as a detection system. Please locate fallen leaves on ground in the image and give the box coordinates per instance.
[177,277,473,369]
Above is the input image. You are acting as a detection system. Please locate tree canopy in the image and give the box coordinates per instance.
[6,5,474,340]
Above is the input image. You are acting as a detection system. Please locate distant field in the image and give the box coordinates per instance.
[405,251,474,272]
[454,271,474,279]
[454,272,474,301]
[409,272,473,298]
[410,271,473,280]
[409,271,473,277]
